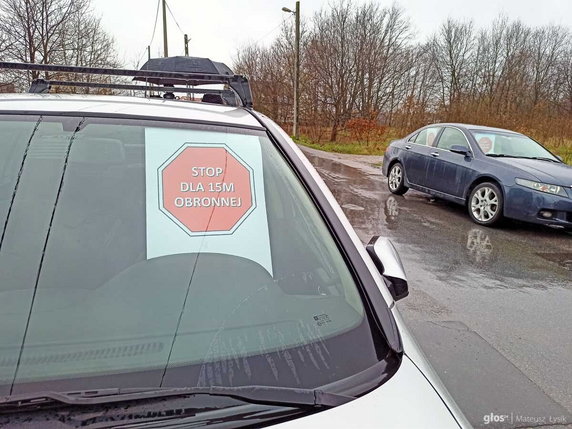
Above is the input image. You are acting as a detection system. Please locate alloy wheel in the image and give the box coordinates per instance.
[470,186,499,222]
[388,165,402,191]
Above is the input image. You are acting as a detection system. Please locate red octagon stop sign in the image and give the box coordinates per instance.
[159,144,255,235]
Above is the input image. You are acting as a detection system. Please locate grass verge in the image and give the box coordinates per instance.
[294,136,389,156]
[295,135,572,165]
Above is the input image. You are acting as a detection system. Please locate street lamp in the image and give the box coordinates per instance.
[282,1,300,139]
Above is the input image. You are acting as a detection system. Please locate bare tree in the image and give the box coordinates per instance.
[0,0,120,91]
[429,18,474,117]
[353,4,411,121]
[306,1,360,141]
[528,25,568,108]
[561,47,572,117]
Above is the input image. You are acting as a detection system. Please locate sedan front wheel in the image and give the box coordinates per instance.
[468,182,503,226]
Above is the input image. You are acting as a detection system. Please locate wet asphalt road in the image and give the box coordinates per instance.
[300,146,572,429]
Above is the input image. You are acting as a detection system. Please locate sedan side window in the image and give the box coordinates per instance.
[437,128,468,151]
[414,130,427,145]
[414,127,441,146]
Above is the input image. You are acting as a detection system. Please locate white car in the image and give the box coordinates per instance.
[0,58,470,428]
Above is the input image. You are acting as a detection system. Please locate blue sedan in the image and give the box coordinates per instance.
[382,123,572,228]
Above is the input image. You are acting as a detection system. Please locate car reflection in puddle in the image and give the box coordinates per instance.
[380,194,570,284]
[384,196,400,229]
[466,228,496,267]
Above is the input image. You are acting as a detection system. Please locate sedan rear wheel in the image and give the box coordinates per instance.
[388,162,408,195]
[468,182,503,226]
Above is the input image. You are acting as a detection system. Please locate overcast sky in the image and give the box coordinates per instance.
[91,0,572,68]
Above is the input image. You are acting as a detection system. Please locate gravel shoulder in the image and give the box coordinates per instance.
[298,145,383,176]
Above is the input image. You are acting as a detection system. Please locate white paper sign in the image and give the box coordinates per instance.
[145,128,272,275]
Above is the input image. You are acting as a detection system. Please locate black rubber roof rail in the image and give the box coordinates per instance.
[0,57,253,108]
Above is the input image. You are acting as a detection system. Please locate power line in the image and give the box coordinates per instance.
[165,1,185,35]
[148,0,162,47]
[252,15,292,46]
[137,0,162,65]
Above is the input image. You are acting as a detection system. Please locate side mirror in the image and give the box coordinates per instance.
[450,145,471,156]
[366,236,409,301]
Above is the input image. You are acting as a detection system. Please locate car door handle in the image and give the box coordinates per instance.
[405,145,412,150]
[430,152,439,157]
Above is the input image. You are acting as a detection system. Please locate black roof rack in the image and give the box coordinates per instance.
[0,56,253,108]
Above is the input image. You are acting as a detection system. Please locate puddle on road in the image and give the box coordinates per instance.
[304,150,572,287]
[536,253,572,271]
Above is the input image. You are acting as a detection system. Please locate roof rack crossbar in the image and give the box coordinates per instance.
[0,61,252,107]
[33,79,237,96]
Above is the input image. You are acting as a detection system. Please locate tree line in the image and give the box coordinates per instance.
[0,0,120,92]
[234,2,572,143]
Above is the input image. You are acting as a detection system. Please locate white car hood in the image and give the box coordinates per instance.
[274,355,460,429]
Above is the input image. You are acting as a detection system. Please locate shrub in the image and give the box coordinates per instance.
[344,119,387,143]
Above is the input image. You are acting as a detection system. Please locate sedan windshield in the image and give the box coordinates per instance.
[470,130,559,161]
[0,115,391,407]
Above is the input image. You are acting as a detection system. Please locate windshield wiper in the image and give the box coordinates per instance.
[0,385,355,414]
[485,154,524,158]
[486,154,559,162]
[524,156,560,163]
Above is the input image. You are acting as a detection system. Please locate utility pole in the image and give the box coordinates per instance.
[162,0,168,57]
[184,34,190,99]
[293,0,300,139]
[282,2,300,139]
[147,46,153,97]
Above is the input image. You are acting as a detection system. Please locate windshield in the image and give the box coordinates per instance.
[470,129,559,161]
[0,115,390,406]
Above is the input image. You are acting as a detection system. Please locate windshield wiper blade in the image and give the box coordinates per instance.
[0,385,354,413]
[525,156,560,162]
[485,154,523,158]
[486,154,559,162]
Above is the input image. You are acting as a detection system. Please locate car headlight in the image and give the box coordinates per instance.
[515,178,568,197]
